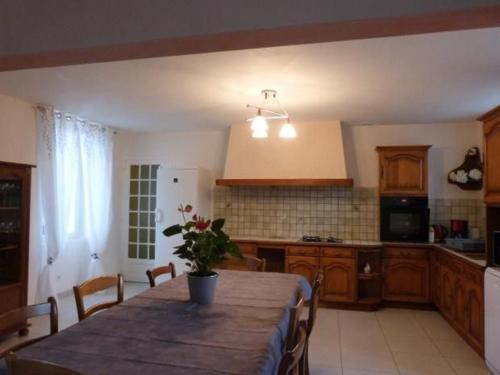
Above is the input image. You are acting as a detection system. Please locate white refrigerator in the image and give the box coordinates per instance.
[155,167,213,276]
[486,267,500,375]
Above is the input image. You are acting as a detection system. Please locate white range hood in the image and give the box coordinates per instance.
[217,120,352,186]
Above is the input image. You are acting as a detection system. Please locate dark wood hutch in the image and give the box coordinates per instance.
[0,161,34,336]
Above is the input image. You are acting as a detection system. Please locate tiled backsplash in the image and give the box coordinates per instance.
[214,186,486,241]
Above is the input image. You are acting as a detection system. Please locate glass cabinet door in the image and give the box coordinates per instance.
[0,179,22,285]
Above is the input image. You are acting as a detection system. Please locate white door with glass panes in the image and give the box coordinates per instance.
[124,164,159,282]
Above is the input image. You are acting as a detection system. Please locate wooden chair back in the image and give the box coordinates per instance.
[278,321,307,375]
[220,254,266,272]
[307,272,324,338]
[5,353,85,375]
[73,274,124,321]
[285,288,305,351]
[301,272,324,375]
[146,262,177,287]
[0,297,58,357]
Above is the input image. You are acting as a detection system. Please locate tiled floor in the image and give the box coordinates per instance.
[1,283,491,375]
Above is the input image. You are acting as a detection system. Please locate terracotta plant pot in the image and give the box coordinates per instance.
[187,271,218,304]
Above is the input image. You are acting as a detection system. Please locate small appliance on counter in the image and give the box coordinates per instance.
[430,224,448,243]
[444,238,485,253]
[450,219,468,238]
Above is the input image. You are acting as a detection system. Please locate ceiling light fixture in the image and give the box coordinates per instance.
[279,118,297,139]
[247,89,296,139]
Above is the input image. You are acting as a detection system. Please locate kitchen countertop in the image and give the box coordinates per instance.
[231,236,487,268]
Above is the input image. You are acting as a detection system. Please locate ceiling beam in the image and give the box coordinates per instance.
[1,4,499,72]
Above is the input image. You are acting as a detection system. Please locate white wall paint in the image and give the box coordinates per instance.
[223,121,347,179]
[342,122,483,199]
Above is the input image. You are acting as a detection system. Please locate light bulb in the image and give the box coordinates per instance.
[279,121,297,138]
[250,115,268,131]
[250,111,268,138]
[252,128,268,138]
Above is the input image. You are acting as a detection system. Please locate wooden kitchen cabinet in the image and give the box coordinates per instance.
[479,105,500,205]
[320,257,356,302]
[465,281,484,352]
[285,255,319,286]
[376,145,431,196]
[382,245,430,303]
[383,258,430,303]
[433,247,484,355]
[233,241,257,256]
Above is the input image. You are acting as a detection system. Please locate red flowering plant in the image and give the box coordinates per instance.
[163,204,242,276]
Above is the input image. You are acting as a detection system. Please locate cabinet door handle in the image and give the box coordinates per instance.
[380,167,384,179]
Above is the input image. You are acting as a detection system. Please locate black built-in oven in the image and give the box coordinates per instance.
[380,196,429,242]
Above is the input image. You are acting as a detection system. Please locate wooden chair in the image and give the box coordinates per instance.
[146,262,176,287]
[285,288,305,351]
[301,272,324,375]
[278,321,307,375]
[73,274,124,321]
[220,254,266,272]
[5,352,85,375]
[0,297,58,358]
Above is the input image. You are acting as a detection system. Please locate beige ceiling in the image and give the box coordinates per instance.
[0,28,499,131]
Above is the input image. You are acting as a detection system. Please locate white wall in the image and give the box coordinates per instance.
[342,122,483,199]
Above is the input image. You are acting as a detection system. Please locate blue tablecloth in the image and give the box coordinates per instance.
[1,270,311,375]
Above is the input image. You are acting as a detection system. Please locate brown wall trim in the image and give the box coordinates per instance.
[1,5,500,72]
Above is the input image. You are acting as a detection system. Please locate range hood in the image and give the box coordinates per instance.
[217,120,353,187]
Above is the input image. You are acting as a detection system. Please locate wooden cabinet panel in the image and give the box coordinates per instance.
[384,246,429,259]
[285,256,319,286]
[440,263,456,319]
[465,281,484,352]
[234,242,257,256]
[479,106,500,204]
[454,277,467,332]
[432,247,485,355]
[383,259,430,303]
[320,258,356,302]
[287,246,319,257]
[430,251,442,309]
[376,146,430,196]
[320,247,354,258]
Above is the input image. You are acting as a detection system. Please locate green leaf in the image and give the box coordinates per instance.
[211,218,225,232]
[163,224,182,237]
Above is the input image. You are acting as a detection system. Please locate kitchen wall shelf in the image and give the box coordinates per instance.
[358,272,382,280]
[0,244,18,252]
[215,178,354,187]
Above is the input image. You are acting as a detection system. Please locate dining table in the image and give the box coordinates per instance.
[1,270,311,375]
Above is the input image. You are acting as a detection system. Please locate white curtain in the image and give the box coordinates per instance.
[79,122,113,278]
[36,106,113,301]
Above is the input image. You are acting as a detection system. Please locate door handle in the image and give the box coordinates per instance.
[155,209,163,223]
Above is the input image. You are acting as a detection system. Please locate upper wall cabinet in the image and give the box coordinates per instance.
[479,106,500,206]
[376,146,431,196]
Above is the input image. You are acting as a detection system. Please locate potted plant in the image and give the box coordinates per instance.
[163,204,242,304]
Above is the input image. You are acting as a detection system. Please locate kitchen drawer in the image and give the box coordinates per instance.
[384,246,429,259]
[320,247,354,258]
[234,242,257,256]
[287,246,319,257]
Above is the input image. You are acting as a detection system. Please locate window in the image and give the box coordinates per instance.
[128,164,159,260]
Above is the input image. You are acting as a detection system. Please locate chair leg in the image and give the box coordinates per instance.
[304,343,310,375]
